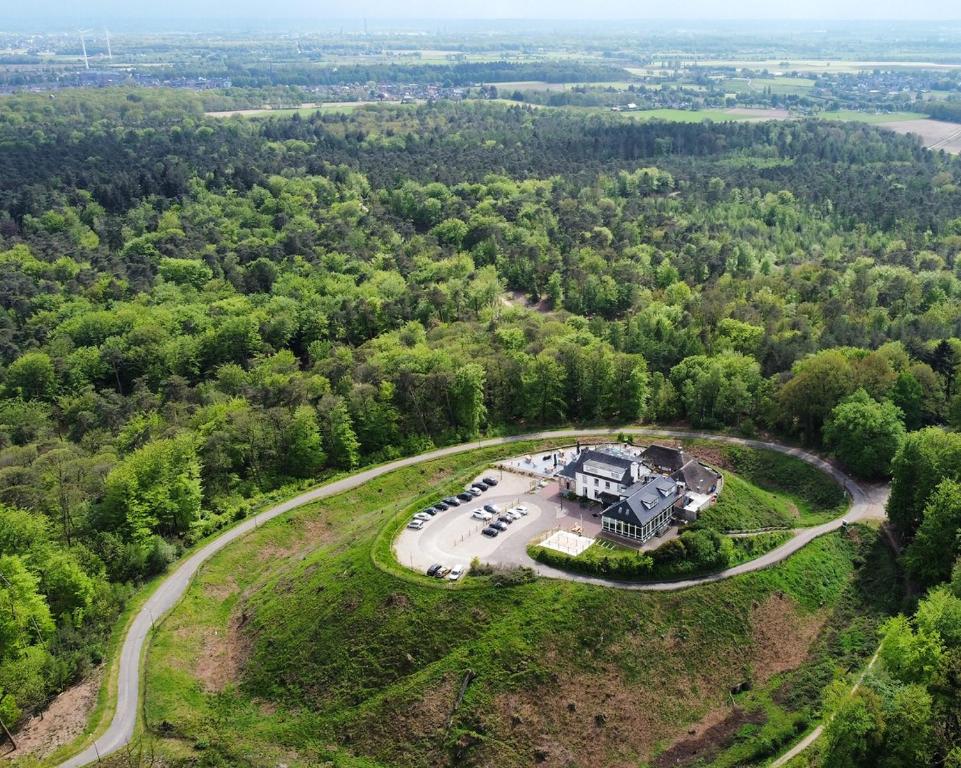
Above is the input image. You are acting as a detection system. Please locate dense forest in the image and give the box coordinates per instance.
[2,91,961,751]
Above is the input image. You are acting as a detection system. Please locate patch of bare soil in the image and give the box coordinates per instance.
[5,671,103,760]
[750,592,825,683]
[193,608,254,694]
[653,707,767,768]
[683,443,733,472]
[487,664,718,768]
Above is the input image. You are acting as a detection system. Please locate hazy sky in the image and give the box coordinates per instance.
[8,0,961,22]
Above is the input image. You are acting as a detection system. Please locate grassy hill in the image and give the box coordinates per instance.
[140,440,900,768]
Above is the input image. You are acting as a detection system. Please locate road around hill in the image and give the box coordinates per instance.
[54,427,887,768]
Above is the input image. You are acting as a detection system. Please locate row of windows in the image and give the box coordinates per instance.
[602,508,672,541]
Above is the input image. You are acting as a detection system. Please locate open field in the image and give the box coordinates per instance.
[878,117,961,153]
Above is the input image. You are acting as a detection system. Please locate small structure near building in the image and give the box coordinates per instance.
[671,458,724,522]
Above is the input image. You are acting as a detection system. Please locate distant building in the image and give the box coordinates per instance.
[601,476,681,542]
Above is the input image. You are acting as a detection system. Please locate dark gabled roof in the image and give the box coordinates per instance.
[602,476,680,527]
[557,448,634,485]
[671,459,721,495]
[640,444,688,472]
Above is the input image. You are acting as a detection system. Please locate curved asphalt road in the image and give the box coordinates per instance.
[55,427,888,768]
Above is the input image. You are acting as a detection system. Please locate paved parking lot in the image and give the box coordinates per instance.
[393,467,624,575]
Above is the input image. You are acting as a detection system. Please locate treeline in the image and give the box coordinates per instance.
[925,100,961,124]
[2,91,961,730]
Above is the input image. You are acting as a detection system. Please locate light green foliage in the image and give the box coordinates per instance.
[887,427,961,538]
[670,351,763,428]
[101,435,202,541]
[824,389,905,479]
[4,351,57,401]
[905,481,961,587]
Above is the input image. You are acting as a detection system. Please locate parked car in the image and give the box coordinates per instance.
[467,487,482,497]
[513,505,529,515]
[506,510,522,521]
[448,564,465,581]
[444,497,460,507]
[481,526,500,537]
[483,504,500,514]
[407,519,425,530]
[482,476,498,486]
[457,492,473,502]
[434,501,450,511]
[413,512,432,522]
[434,566,451,578]
[496,515,514,525]
[420,507,438,516]
[472,509,493,521]
[491,521,508,532]
[426,564,443,576]
[474,480,490,490]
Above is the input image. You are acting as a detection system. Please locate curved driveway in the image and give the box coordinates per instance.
[55,427,888,768]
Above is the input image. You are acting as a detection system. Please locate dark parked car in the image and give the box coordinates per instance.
[483,504,499,514]
[491,521,508,532]
[421,507,437,516]
[457,493,473,502]
[496,515,513,525]
[426,564,443,577]
[483,476,498,486]
[434,501,450,511]
[474,480,490,490]
[444,497,460,507]
[481,526,500,537]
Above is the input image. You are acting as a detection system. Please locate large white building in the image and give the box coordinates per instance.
[556,448,648,503]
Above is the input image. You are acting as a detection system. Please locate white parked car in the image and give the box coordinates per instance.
[471,509,493,521]
[413,512,432,522]
[506,510,523,521]
[513,505,529,516]
[448,564,465,581]
[407,519,425,530]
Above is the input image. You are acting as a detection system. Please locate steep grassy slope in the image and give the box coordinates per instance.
[141,441,898,768]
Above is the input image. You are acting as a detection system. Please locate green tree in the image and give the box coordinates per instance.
[905,481,961,587]
[888,428,961,539]
[778,349,857,442]
[100,435,202,541]
[450,363,487,436]
[283,406,326,478]
[319,396,360,469]
[4,351,57,401]
[891,371,924,431]
[823,389,905,479]
[822,686,885,768]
